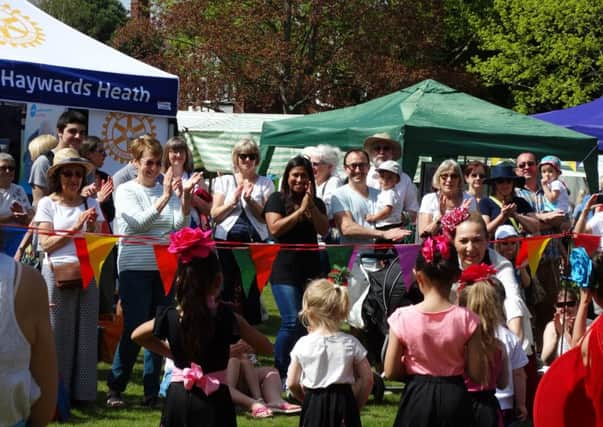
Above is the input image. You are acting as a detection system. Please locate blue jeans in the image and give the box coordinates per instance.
[108,270,174,397]
[271,283,306,378]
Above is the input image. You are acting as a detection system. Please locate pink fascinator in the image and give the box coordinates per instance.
[168,227,215,264]
[421,235,451,263]
[440,207,470,238]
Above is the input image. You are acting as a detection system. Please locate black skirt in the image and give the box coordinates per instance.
[394,375,475,427]
[299,383,361,427]
[160,382,236,427]
[469,390,501,427]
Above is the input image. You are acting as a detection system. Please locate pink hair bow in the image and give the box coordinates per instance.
[421,235,450,263]
[171,363,220,395]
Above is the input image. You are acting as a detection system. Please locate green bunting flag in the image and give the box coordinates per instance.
[232,248,256,297]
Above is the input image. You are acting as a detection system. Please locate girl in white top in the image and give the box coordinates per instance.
[287,279,373,427]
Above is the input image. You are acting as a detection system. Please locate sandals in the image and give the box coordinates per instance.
[268,401,302,414]
[250,402,273,419]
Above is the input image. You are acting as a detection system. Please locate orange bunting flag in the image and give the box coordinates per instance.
[515,236,551,278]
[84,235,118,285]
[249,244,280,293]
[153,244,178,296]
[573,233,601,256]
[74,237,95,289]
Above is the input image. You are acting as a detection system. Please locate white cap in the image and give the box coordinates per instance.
[376,160,401,177]
[495,224,518,240]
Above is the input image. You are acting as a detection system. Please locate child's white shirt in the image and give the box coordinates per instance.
[375,188,403,227]
[289,331,367,389]
[543,179,570,213]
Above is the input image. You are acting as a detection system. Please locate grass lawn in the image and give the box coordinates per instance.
[52,286,400,426]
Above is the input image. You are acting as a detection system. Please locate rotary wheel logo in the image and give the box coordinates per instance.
[102,113,157,163]
[0,4,45,48]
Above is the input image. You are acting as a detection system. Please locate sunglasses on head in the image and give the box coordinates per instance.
[61,170,84,178]
[518,161,535,168]
[238,153,257,161]
[556,301,577,309]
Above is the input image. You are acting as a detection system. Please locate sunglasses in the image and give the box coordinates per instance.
[470,173,485,179]
[61,170,84,178]
[440,173,459,180]
[0,166,15,172]
[556,301,577,309]
[518,161,535,168]
[345,162,369,171]
[238,153,257,161]
[374,145,392,152]
[143,159,162,168]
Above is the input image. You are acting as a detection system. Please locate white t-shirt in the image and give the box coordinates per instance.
[316,175,343,219]
[366,166,419,212]
[495,325,528,410]
[331,184,380,244]
[0,183,32,218]
[374,188,402,227]
[34,196,105,263]
[542,179,569,213]
[586,211,603,250]
[419,191,477,222]
[212,174,274,241]
[289,331,367,389]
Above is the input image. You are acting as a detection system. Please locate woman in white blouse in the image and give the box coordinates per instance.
[418,159,477,237]
[211,138,274,324]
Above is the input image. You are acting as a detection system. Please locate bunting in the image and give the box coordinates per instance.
[326,245,354,270]
[153,245,178,296]
[249,245,280,293]
[84,235,118,284]
[573,234,601,256]
[516,236,551,278]
[394,244,421,290]
[232,248,256,297]
[73,237,94,289]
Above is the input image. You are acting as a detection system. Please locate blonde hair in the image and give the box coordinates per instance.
[299,279,349,332]
[130,134,162,160]
[432,159,464,192]
[28,134,58,161]
[231,138,260,171]
[458,278,504,386]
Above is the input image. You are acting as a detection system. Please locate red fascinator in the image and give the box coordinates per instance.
[440,207,470,238]
[458,263,497,293]
[168,227,215,264]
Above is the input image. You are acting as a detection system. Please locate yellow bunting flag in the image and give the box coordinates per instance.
[516,236,551,278]
[85,235,118,285]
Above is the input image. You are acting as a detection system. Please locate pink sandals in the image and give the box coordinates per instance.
[250,402,273,419]
[268,401,302,414]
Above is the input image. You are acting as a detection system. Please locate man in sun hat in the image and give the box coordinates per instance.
[363,132,419,220]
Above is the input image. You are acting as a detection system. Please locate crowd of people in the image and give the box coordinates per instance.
[1,110,602,427]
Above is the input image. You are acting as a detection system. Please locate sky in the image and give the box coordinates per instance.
[119,0,130,10]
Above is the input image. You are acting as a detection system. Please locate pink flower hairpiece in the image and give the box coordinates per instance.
[440,207,470,238]
[168,227,215,264]
[457,263,498,293]
[421,235,451,264]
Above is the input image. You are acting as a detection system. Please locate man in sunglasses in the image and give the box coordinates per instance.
[28,111,87,206]
[363,133,419,223]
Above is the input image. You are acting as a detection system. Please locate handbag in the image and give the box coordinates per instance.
[50,261,83,289]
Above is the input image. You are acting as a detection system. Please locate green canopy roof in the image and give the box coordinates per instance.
[260,79,598,191]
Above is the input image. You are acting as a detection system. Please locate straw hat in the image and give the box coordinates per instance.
[363,132,401,161]
[47,148,94,187]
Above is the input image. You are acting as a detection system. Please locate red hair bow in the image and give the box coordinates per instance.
[421,235,450,263]
[458,263,497,293]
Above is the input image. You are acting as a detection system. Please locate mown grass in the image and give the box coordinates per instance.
[52,286,401,426]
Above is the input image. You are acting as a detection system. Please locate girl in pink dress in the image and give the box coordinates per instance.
[384,235,485,427]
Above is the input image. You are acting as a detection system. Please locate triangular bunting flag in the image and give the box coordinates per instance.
[326,245,354,270]
[74,237,94,289]
[85,235,118,285]
[249,244,280,294]
[573,233,601,256]
[516,236,551,278]
[394,244,421,290]
[153,244,178,296]
[232,248,256,297]
[347,246,359,271]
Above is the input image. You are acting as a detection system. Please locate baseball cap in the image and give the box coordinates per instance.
[495,224,519,240]
[376,160,401,177]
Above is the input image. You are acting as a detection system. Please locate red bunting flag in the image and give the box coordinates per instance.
[515,236,551,278]
[73,237,95,289]
[249,244,280,293]
[153,244,178,296]
[573,233,601,256]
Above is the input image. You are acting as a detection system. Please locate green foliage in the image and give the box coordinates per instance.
[39,0,127,43]
[469,0,603,113]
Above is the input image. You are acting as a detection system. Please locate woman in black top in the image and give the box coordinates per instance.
[264,155,329,379]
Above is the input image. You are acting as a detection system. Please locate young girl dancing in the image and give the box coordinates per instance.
[131,227,273,427]
[384,235,485,427]
[457,264,509,427]
[287,278,373,427]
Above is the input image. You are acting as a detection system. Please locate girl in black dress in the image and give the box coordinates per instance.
[132,227,272,427]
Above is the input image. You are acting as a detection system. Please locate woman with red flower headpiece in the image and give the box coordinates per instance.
[384,235,486,427]
[132,227,275,427]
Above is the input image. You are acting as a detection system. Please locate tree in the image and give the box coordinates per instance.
[469,0,603,113]
[39,0,127,44]
[113,0,478,113]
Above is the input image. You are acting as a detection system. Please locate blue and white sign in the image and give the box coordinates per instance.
[0,0,179,117]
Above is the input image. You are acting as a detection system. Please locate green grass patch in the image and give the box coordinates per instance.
[52,287,400,426]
